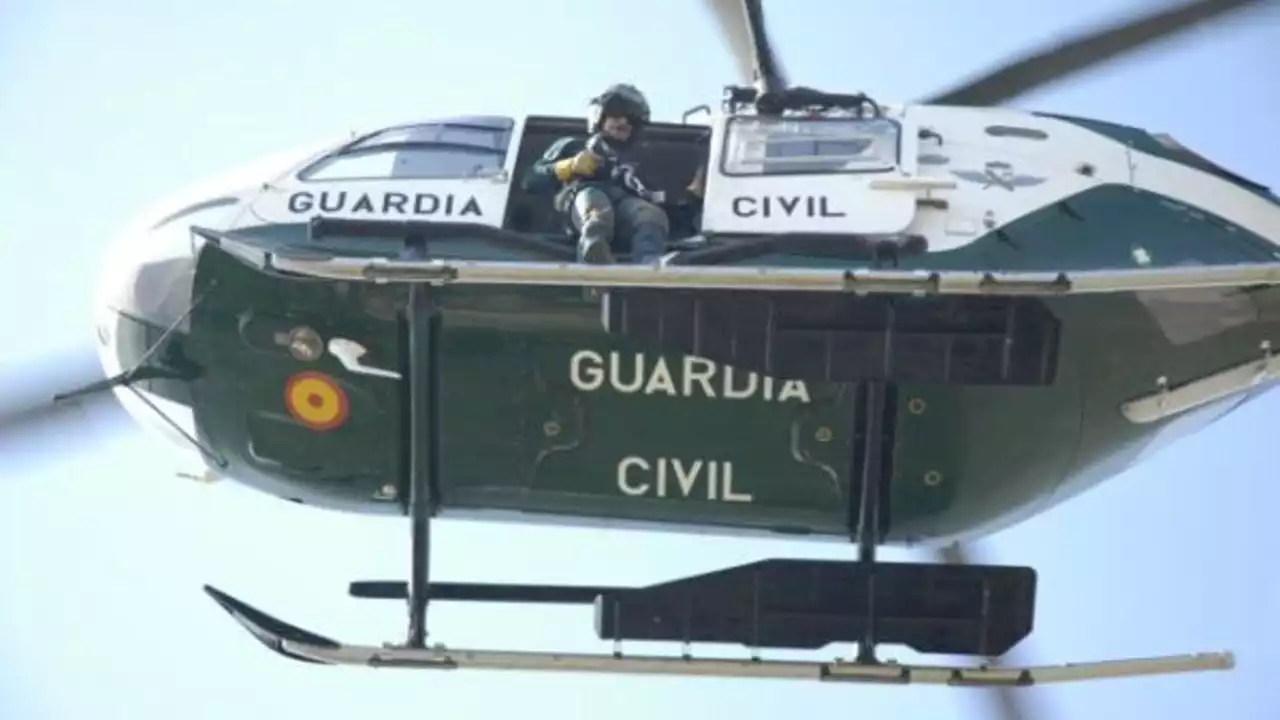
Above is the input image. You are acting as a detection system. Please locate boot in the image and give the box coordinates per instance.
[578,234,615,264]
[629,226,666,265]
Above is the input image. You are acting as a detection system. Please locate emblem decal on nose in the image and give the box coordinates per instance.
[328,338,401,379]
[952,160,1046,190]
[284,371,349,432]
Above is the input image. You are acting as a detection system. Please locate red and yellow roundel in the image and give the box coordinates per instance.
[284,371,349,432]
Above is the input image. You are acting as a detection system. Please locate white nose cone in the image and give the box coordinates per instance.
[90,134,349,457]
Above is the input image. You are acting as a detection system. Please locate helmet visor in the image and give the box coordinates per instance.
[600,94,645,123]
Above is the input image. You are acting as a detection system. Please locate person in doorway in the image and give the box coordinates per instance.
[521,83,670,264]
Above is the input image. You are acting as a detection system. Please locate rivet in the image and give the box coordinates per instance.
[543,420,561,437]
[923,470,943,487]
[907,398,927,414]
[815,426,833,442]
[374,483,398,500]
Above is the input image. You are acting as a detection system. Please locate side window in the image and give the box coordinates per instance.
[722,117,900,176]
[297,116,514,182]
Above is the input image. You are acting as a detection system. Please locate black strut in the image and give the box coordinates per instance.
[849,379,896,665]
[400,235,441,649]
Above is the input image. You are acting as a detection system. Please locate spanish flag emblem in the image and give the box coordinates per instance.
[283,371,349,432]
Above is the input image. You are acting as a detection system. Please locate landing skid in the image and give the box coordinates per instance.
[197,217,1239,687]
[203,585,1232,685]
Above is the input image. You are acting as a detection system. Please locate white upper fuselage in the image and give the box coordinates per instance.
[696,104,1280,253]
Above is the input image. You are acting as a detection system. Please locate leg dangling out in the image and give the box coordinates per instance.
[616,195,670,265]
[569,188,616,264]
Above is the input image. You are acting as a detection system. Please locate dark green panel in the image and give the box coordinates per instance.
[888,379,1082,542]
[187,247,859,532]
[187,245,405,513]
[736,184,1280,272]
[422,284,859,533]
[1038,112,1280,206]
[178,177,1280,545]
[442,332,854,532]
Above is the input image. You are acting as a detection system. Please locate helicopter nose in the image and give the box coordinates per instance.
[93,198,240,454]
[95,305,198,454]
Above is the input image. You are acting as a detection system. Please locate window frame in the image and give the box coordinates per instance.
[294,119,514,183]
[718,115,904,178]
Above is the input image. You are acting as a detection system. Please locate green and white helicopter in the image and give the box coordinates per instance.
[4,1,1277,717]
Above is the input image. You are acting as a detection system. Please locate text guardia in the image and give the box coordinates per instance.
[569,350,811,403]
[286,191,482,217]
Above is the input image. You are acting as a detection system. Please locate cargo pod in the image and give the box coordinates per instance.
[700,109,922,239]
[246,115,518,230]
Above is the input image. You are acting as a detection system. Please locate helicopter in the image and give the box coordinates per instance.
[3,0,1278,716]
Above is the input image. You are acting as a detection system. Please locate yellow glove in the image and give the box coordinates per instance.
[553,151,599,181]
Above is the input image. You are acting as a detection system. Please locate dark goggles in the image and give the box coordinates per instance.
[599,95,644,123]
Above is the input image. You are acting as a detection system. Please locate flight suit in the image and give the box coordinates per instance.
[521,135,669,264]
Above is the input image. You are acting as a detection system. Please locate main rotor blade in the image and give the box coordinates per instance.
[703,0,755,85]
[702,0,789,91]
[0,347,112,437]
[922,0,1268,106]
[934,542,1029,720]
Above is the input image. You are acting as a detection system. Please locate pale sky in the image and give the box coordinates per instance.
[1,1,1278,718]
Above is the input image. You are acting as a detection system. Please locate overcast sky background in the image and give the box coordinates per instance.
[1,1,1278,718]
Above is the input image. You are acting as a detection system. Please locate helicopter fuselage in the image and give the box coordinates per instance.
[94,103,1280,548]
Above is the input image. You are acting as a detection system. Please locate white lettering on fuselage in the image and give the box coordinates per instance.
[569,350,810,403]
[286,190,483,217]
[731,195,846,219]
[616,456,752,503]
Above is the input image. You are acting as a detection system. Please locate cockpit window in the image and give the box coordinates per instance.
[297,117,514,182]
[301,146,504,180]
[350,123,509,151]
[721,116,901,176]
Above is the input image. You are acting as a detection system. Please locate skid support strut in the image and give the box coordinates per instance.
[851,380,895,666]
[401,237,441,649]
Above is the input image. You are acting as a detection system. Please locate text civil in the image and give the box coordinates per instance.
[616,456,752,503]
[731,195,846,219]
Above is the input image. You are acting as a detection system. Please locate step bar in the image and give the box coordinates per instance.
[194,226,1280,296]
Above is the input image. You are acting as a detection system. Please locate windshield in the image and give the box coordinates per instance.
[721,116,900,176]
[298,117,513,181]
